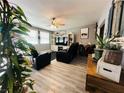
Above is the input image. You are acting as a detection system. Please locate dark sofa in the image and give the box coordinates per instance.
[35,52,51,70]
[85,44,96,56]
[56,43,79,63]
[30,48,51,70]
[78,44,96,56]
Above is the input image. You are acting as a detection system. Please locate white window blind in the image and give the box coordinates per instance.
[40,31,49,44]
[22,29,38,44]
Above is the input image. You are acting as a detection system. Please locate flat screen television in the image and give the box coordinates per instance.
[55,37,68,45]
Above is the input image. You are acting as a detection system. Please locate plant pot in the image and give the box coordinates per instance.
[104,49,123,65]
[94,48,103,61]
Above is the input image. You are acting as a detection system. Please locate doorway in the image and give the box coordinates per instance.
[100,24,105,39]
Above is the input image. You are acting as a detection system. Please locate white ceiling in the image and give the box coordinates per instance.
[8,0,109,31]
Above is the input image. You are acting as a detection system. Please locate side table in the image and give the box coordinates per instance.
[86,55,124,93]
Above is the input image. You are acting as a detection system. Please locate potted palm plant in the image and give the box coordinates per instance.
[0,0,35,93]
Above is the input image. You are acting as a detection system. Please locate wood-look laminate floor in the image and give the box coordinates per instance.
[31,56,89,93]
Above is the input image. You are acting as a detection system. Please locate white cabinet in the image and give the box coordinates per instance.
[51,45,58,51]
[51,45,69,51]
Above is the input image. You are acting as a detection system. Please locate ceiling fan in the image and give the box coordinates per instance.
[51,17,65,28]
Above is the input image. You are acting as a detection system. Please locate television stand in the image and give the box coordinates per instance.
[58,46,63,51]
[51,45,69,51]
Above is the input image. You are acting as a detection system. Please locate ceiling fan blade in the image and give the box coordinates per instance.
[59,23,65,26]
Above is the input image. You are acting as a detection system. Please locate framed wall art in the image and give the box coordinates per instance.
[81,28,89,39]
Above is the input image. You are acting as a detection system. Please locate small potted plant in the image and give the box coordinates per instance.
[94,33,117,61]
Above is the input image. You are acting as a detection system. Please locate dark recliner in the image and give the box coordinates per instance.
[78,44,85,56]
[30,48,51,70]
[56,43,79,63]
[85,44,96,56]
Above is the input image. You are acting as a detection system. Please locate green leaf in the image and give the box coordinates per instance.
[22,67,32,72]
[29,91,37,93]
[15,39,34,51]
[21,73,30,77]
[7,64,14,93]
[12,29,28,35]
[96,33,104,48]
[10,55,19,69]
[8,78,13,93]
[0,73,5,83]
[25,79,34,90]
[16,6,27,20]
[1,74,8,93]
[0,27,2,32]
[19,17,32,26]
[18,25,29,32]
[14,39,33,54]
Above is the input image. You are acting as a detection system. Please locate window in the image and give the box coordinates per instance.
[22,29,38,44]
[21,28,50,44]
[40,31,49,44]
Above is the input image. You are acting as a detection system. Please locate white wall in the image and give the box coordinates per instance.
[97,0,113,37]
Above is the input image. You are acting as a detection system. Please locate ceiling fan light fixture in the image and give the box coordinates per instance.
[51,17,65,28]
[50,24,57,29]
